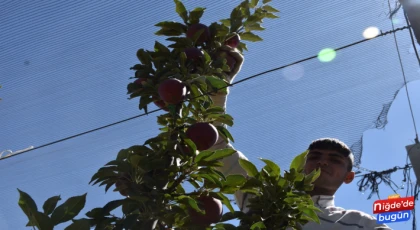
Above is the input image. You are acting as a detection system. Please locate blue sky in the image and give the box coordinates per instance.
[1,0,420,229]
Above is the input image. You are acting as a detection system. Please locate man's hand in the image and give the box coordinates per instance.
[209,46,244,112]
[219,45,244,88]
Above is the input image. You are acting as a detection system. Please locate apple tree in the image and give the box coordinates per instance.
[17,1,322,229]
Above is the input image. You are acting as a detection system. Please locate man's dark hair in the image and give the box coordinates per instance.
[308,138,354,171]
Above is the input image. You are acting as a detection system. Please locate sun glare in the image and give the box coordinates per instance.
[318,48,336,62]
[363,26,380,39]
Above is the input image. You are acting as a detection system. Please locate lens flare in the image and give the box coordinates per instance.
[363,26,380,39]
[318,48,336,62]
[392,18,401,25]
[282,64,305,81]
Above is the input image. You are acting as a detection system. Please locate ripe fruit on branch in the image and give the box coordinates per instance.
[186,122,219,151]
[184,47,204,62]
[186,23,210,43]
[189,196,223,227]
[152,95,169,111]
[158,79,187,104]
[153,98,169,111]
[225,34,241,48]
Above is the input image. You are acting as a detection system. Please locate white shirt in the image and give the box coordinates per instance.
[299,195,392,230]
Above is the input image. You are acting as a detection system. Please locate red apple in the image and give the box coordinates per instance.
[225,34,241,48]
[186,122,219,151]
[184,47,204,62]
[153,99,169,111]
[186,23,210,43]
[189,196,223,227]
[158,79,187,105]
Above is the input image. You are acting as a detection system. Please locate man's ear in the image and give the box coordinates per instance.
[344,171,355,184]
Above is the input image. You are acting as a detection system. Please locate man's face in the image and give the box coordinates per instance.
[304,149,355,194]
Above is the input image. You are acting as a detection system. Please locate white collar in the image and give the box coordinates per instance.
[311,195,335,208]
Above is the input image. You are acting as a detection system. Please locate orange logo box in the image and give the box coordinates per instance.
[388,194,401,199]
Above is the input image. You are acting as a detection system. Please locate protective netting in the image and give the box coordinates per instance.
[1,0,420,228]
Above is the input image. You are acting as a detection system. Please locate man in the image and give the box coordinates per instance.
[208,45,392,229]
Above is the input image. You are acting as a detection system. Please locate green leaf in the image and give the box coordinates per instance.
[32,211,54,230]
[155,28,184,36]
[206,106,225,114]
[212,192,235,213]
[251,221,266,229]
[197,160,224,168]
[290,150,308,172]
[194,150,213,163]
[89,167,118,186]
[262,0,271,3]
[167,37,194,49]
[250,0,259,8]
[85,208,104,219]
[216,125,235,143]
[214,223,238,230]
[189,83,204,99]
[230,7,244,33]
[206,76,229,94]
[116,149,129,161]
[183,138,197,156]
[51,193,87,225]
[223,174,247,187]
[121,200,138,215]
[123,214,139,229]
[139,96,154,113]
[64,219,91,230]
[203,149,236,162]
[210,22,230,38]
[240,32,263,42]
[199,173,222,187]
[154,41,170,53]
[299,205,321,224]
[136,49,151,65]
[103,199,124,214]
[207,114,234,127]
[244,15,264,26]
[42,195,61,215]
[155,21,187,33]
[189,7,206,24]
[264,12,279,19]
[262,5,279,12]
[220,211,245,222]
[304,168,321,185]
[236,42,248,53]
[174,0,188,23]
[188,179,201,189]
[259,158,280,178]
[178,195,202,213]
[245,23,265,31]
[240,177,262,191]
[17,189,38,225]
[238,159,259,177]
[219,19,231,27]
